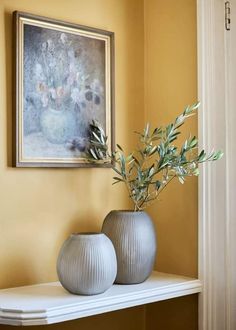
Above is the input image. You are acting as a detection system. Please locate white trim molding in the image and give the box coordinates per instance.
[197,0,233,329]
[224,1,236,328]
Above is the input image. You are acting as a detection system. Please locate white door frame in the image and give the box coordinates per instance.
[197,0,234,329]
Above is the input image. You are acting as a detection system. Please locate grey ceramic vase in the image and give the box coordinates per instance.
[57,233,117,295]
[102,211,157,284]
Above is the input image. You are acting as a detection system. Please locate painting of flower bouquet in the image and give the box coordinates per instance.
[14,12,114,167]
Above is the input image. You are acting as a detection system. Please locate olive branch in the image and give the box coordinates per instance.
[87,103,223,211]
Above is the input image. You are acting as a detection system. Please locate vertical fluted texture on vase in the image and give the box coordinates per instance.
[102,211,157,284]
[57,233,117,295]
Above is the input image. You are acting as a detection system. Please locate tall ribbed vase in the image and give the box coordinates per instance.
[57,233,117,295]
[102,211,157,284]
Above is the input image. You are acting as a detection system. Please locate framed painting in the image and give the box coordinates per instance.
[13,11,114,167]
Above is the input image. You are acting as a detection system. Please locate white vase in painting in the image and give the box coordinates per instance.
[40,108,77,144]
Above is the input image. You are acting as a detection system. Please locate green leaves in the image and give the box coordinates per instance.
[116,144,123,151]
[197,149,224,163]
[144,123,150,138]
[87,120,108,161]
[86,102,223,211]
[212,150,224,160]
[112,177,124,185]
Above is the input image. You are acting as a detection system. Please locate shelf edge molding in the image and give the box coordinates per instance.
[0,272,202,326]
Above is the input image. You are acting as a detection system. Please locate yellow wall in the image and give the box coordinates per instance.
[145,0,197,279]
[0,0,198,329]
[144,0,198,329]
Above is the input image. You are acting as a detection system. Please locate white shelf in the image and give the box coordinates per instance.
[0,272,202,326]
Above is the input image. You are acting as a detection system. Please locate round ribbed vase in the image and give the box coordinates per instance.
[102,211,157,284]
[57,233,117,295]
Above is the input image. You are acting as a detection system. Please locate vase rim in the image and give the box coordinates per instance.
[110,210,146,213]
[71,232,104,238]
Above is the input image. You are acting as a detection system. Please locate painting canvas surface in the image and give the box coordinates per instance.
[23,24,106,160]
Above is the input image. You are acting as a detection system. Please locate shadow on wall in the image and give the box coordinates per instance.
[145,295,198,330]
[1,256,38,288]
